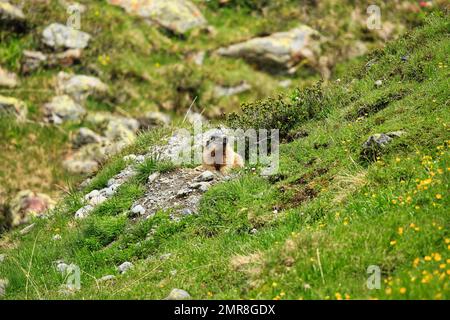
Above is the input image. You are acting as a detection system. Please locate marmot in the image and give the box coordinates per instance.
[202,133,244,173]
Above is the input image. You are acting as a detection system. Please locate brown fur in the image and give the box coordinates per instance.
[202,135,244,173]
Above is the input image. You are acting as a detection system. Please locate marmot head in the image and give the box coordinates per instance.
[203,132,230,167]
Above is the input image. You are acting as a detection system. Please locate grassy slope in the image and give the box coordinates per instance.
[0,13,448,300]
[0,0,425,203]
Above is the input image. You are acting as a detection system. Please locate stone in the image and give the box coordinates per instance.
[99,275,116,282]
[176,188,192,198]
[0,254,5,263]
[375,80,383,87]
[105,184,119,197]
[48,48,82,67]
[185,111,205,124]
[0,95,27,121]
[164,288,191,300]
[85,190,107,206]
[213,81,251,98]
[0,66,18,88]
[138,111,171,129]
[118,261,133,274]
[42,23,91,49]
[74,204,94,219]
[73,127,103,148]
[0,2,25,21]
[217,25,324,73]
[0,279,8,297]
[181,208,193,216]
[361,131,406,160]
[9,190,55,227]
[131,204,145,216]
[186,51,205,66]
[52,234,62,241]
[195,171,214,182]
[189,182,210,192]
[148,172,160,184]
[108,0,207,34]
[56,72,108,102]
[21,50,48,74]
[63,159,99,175]
[43,95,86,124]
[19,223,35,235]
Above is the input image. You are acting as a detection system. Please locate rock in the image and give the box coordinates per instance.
[43,95,86,124]
[74,204,94,219]
[217,25,324,73]
[118,261,133,274]
[186,51,205,66]
[0,66,18,88]
[138,111,171,129]
[176,188,192,198]
[0,279,8,297]
[42,23,91,50]
[99,275,116,282]
[0,2,25,21]
[375,80,383,87]
[361,131,406,160]
[85,190,107,206]
[123,154,137,162]
[131,204,145,216]
[185,111,205,124]
[19,223,35,235]
[278,79,292,88]
[164,288,191,300]
[73,128,103,148]
[108,0,207,34]
[52,234,62,241]
[56,72,108,102]
[105,184,120,197]
[0,254,5,263]
[48,48,82,67]
[104,120,136,146]
[181,208,193,216]
[21,50,48,74]
[148,172,160,184]
[64,159,99,175]
[9,190,55,227]
[213,81,251,98]
[0,95,27,121]
[195,171,214,182]
[86,112,140,132]
[189,182,210,192]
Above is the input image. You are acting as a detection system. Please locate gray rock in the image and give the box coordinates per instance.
[0,66,18,88]
[0,279,8,297]
[139,111,171,129]
[118,261,133,274]
[105,184,119,197]
[21,50,48,74]
[19,223,35,235]
[164,288,191,300]
[375,80,383,87]
[176,188,192,198]
[213,81,251,98]
[181,208,193,216]
[85,190,107,206]
[74,204,94,219]
[57,72,108,102]
[43,95,86,124]
[0,95,27,121]
[217,25,324,73]
[123,154,137,162]
[63,159,99,175]
[42,23,91,49]
[148,172,160,184]
[108,0,207,35]
[73,128,103,147]
[0,2,25,21]
[0,254,5,263]
[52,234,62,241]
[189,182,210,192]
[361,131,406,160]
[195,171,214,182]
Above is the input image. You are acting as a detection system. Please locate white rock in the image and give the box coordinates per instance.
[0,254,5,263]
[118,261,133,274]
[52,234,62,241]
[131,205,145,215]
[42,23,91,49]
[75,204,94,219]
[195,171,214,182]
[148,172,160,184]
[375,80,383,87]
[123,154,137,162]
[0,279,8,297]
[99,275,116,282]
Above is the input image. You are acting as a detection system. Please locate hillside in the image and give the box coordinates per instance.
[0,8,448,300]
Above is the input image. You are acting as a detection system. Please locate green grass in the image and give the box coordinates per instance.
[0,6,448,300]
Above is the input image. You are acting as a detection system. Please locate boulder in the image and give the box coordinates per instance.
[56,72,108,102]
[0,95,27,121]
[21,50,48,74]
[43,95,86,124]
[42,23,91,49]
[164,288,191,300]
[217,25,324,73]
[138,111,171,129]
[361,131,406,160]
[213,81,251,98]
[9,190,55,227]
[73,127,103,148]
[108,0,207,34]
[0,66,18,88]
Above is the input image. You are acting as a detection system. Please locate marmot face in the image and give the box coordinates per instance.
[202,133,244,173]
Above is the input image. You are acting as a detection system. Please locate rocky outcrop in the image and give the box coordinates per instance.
[0,95,27,121]
[217,25,324,74]
[0,66,18,88]
[42,23,91,50]
[361,131,406,160]
[21,49,82,74]
[0,2,25,22]
[213,81,251,98]
[108,0,207,34]
[43,95,86,124]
